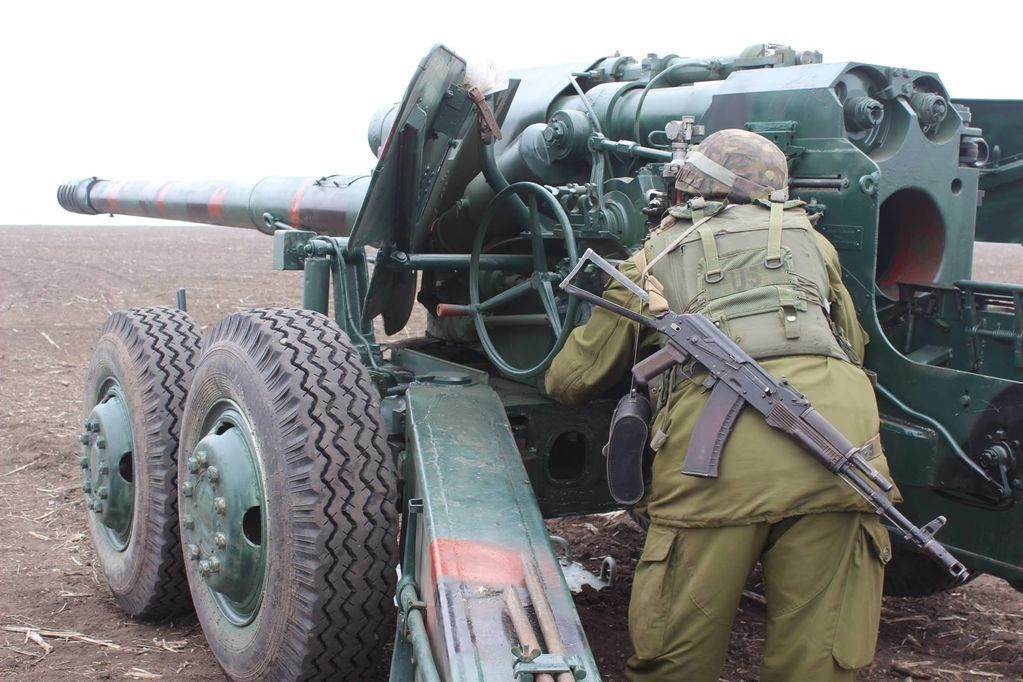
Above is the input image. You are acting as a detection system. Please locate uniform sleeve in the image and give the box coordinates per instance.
[545,257,658,405]
[815,231,869,364]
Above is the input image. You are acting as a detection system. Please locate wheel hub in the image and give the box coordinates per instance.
[80,384,134,550]
[181,407,266,625]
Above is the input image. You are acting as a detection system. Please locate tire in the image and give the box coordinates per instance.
[177,308,398,681]
[81,307,200,618]
[883,543,978,597]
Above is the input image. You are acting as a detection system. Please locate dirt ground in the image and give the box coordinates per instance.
[0,226,1021,681]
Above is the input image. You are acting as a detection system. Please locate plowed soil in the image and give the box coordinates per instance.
[1,226,1020,680]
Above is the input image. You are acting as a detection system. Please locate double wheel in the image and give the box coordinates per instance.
[82,307,398,680]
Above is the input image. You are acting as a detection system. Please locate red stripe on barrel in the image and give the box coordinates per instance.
[107,182,122,214]
[156,183,171,218]
[209,186,229,223]
[289,184,308,227]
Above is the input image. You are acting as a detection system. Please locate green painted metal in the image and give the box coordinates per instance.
[956,98,1023,243]
[180,402,266,626]
[58,175,368,237]
[302,256,331,315]
[81,382,135,550]
[394,380,599,681]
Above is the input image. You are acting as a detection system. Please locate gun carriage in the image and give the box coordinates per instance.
[60,43,1023,680]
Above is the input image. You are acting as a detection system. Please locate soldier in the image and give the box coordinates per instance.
[545,129,899,681]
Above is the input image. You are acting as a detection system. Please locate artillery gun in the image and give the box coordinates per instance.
[60,43,1023,680]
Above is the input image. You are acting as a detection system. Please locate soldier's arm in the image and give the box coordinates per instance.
[545,257,657,405]
[815,230,869,363]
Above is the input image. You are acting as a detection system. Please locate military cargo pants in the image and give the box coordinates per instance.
[625,511,891,682]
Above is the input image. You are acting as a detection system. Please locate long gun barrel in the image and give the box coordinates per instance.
[57,175,370,236]
[562,249,969,583]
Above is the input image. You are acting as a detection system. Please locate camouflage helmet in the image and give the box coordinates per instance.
[675,129,788,203]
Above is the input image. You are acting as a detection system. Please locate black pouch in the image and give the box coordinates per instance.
[604,391,653,505]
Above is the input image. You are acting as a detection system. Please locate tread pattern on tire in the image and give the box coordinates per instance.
[90,306,200,618]
[199,308,398,680]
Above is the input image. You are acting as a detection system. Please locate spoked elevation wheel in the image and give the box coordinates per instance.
[178,308,398,681]
[81,307,200,618]
[469,181,581,378]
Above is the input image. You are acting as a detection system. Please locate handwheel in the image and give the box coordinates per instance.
[177,308,398,681]
[81,307,201,618]
[469,181,580,378]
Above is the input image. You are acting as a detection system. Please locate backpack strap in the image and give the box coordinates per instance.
[641,204,732,282]
[765,195,785,269]
[698,223,723,283]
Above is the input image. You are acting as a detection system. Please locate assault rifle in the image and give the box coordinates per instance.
[561,248,969,582]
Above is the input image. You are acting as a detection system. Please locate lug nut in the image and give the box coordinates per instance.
[187,544,200,560]
[80,433,90,445]
[199,559,211,576]
[196,451,209,468]
[98,463,109,476]
[214,497,226,515]
[83,481,92,493]
[187,456,199,473]
[79,455,89,469]
[95,436,106,449]
[98,486,109,500]
[92,500,103,513]
[215,533,227,549]
[182,514,195,530]
[182,481,194,497]
[208,556,222,573]
[207,466,220,483]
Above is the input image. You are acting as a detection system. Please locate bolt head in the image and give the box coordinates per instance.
[182,514,195,530]
[198,560,211,576]
[82,481,92,494]
[95,436,106,449]
[97,486,108,500]
[207,466,220,482]
[80,433,90,445]
[182,481,194,497]
[98,463,109,476]
[208,556,222,573]
[187,456,199,473]
[215,533,227,549]
[79,455,89,469]
[92,500,103,513]
[187,544,200,560]
[214,497,226,514]
[196,450,209,468]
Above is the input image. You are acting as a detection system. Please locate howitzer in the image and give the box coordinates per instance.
[562,248,969,582]
[61,42,1023,681]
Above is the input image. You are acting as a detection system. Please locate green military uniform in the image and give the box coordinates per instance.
[546,200,899,681]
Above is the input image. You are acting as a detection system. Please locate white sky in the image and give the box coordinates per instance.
[3,0,1017,226]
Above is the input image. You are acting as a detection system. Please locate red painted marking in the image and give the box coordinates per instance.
[429,538,524,586]
[289,183,308,227]
[106,181,122,213]
[209,186,229,223]
[156,183,171,218]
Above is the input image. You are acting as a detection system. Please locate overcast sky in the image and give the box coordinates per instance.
[3,1,1017,226]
